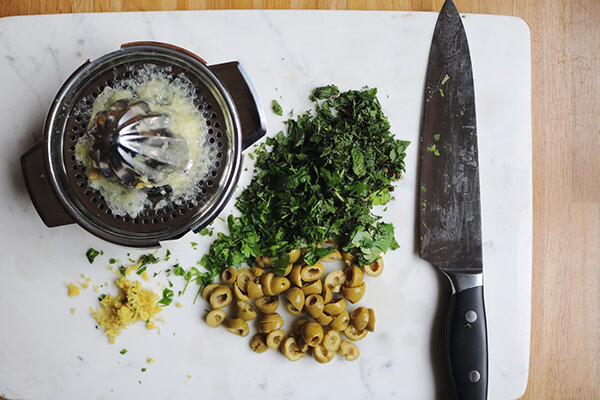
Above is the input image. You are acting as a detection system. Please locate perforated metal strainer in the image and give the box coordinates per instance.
[21,42,266,247]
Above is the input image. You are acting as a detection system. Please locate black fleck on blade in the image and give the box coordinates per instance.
[419,0,482,273]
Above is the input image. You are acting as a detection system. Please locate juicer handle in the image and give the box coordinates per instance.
[208,62,267,150]
[21,143,75,227]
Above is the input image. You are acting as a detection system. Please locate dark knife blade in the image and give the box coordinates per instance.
[418,1,488,399]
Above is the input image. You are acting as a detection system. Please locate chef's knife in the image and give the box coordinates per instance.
[418,1,488,399]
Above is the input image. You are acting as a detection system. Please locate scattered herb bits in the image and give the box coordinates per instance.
[86,248,101,264]
[272,99,283,116]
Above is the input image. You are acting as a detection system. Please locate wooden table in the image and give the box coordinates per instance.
[1,1,598,399]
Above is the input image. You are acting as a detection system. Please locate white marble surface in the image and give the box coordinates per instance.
[0,10,531,400]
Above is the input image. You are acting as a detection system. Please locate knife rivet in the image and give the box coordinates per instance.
[468,370,481,383]
[465,310,477,323]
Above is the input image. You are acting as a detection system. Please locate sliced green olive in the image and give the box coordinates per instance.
[322,329,342,352]
[235,300,257,321]
[233,282,251,301]
[205,309,226,327]
[300,321,324,346]
[296,336,311,352]
[294,317,310,334]
[209,285,233,308]
[304,294,325,319]
[320,249,342,262]
[350,307,369,331]
[285,287,305,311]
[324,270,346,293]
[247,280,264,299]
[313,344,335,363]
[344,324,367,341]
[224,318,249,337]
[345,264,364,288]
[330,310,350,331]
[288,249,302,264]
[261,272,275,296]
[301,262,324,282]
[254,295,279,314]
[363,257,384,277]
[251,266,265,278]
[255,256,272,268]
[301,279,322,296]
[220,266,237,285]
[270,276,291,295]
[201,283,219,301]
[250,333,268,353]
[323,298,346,316]
[366,308,376,332]
[283,263,293,277]
[322,284,333,304]
[338,340,360,361]
[235,269,253,292]
[285,302,303,316]
[342,282,366,304]
[266,329,286,350]
[316,313,333,327]
[258,312,284,333]
[290,264,303,287]
[281,336,305,361]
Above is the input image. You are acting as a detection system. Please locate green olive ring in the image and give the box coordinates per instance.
[247,280,264,299]
[301,321,324,346]
[323,298,346,316]
[322,284,333,304]
[250,333,268,353]
[235,269,254,292]
[344,324,368,341]
[342,282,366,304]
[316,313,333,327]
[201,283,219,301]
[366,308,376,332]
[345,264,364,288]
[338,340,360,361]
[209,285,233,308]
[205,309,227,328]
[281,336,305,361]
[233,282,251,301]
[324,270,346,293]
[300,262,324,282]
[304,294,325,319]
[261,272,275,296]
[254,295,279,314]
[285,287,305,311]
[313,344,335,363]
[224,318,250,337]
[329,310,350,331]
[270,276,291,295]
[296,336,311,352]
[258,313,284,333]
[363,257,384,277]
[320,249,342,262]
[322,329,342,352]
[293,317,310,334]
[235,300,258,321]
[266,329,286,350]
[220,266,237,285]
[255,256,273,268]
[290,264,303,287]
[285,302,304,316]
[288,249,302,264]
[301,279,322,296]
[350,307,370,331]
[251,266,265,278]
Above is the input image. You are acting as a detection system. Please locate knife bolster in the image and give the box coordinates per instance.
[443,271,483,294]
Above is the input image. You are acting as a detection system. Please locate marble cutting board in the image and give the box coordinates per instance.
[0,10,531,400]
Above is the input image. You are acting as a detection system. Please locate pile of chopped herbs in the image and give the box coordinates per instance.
[194,85,409,289]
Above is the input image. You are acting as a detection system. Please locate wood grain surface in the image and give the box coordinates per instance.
[1,1,598,400]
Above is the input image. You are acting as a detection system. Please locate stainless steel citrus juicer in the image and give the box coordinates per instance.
[21,42,266,247]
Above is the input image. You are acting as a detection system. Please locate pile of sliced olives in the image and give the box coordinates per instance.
[203,248,384,363]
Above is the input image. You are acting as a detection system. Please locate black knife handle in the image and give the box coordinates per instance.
[446,285,488,400]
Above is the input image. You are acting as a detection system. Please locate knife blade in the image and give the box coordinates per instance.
[418,1,488,399]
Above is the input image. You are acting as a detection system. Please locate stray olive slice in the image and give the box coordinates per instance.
[285,287,305,311]
[304,294,325,319]
[320,249,342,262]
[323,298,346,316]
[254,295,279,314]
[258,313,284,333]
[345,264,364,288]
[301,262,324,282]
[363,257,384,277]
[270,276,291,295]
[322,329,342,352]
[316,313,333,327]
[266,329,285,350]
[235,269,253,292]
[233,283,251,301]
[201,283,219,301]
[224,318,249,337]
[350,307,369,331]
[338,340,360,361]
[282,336,305,361]
[220,266,237,285]
[330,310,350,331]
[313,344,335,363]
[366,308,376,332]
[205,309,226,328]
[324,270,346,293]
[344,324,367,341]
[290,264,303,287]
[288,249,302,264]
[250,334,268,353]
[322,284,333,304]
[301,279,322,296]
[235,300,258,321]
[247,280,264,299]
[342,282,366,304]
[209,285,233,308]
[300,321,324,346]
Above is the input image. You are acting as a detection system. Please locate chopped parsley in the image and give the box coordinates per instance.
[118,266,127,277]
[86,248,101,264]
[428,144,440,156]
[199,227,213,236]
[441,74,450,85]
[158,288,174,306]
[272,99,283,116]
[434,134,440,141]
[109,258,116,264]
[439,88,445,98]
[139,253,160,266]
[120,349,127,355]
[164,249,171,262]
[136,266,147,275]
[194,85,409,289]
